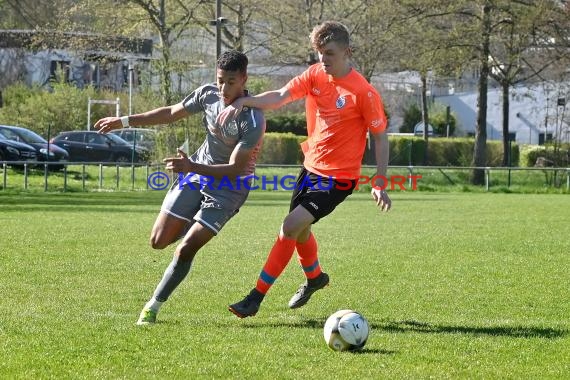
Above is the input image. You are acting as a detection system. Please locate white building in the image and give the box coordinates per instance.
[438,82,569,145]
[0,30,152,91]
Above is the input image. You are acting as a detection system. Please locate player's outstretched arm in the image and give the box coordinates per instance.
[371,131,391,212]
[217,87,292,125]
[94,103,189,134]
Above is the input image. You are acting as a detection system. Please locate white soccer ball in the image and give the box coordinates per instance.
[323,309,370,351]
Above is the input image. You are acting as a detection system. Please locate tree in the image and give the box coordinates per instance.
[125,0,198,105]
[237,0,401,68]
[188,0,258,54]
[45,0,201,105]
[385,1,470,163]
[486,0,570,166]
[398,0,570,182]
[331,0,401,82]
[0,0,62,28]
[255,0,329,64]
[396,1,511,183]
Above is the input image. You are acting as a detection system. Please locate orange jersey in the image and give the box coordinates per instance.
[286,64,387,179]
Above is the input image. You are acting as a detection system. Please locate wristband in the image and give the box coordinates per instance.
[120,116,129,128]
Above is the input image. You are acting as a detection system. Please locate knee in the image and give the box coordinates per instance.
[281,208,313,239]
[149,234,170,250]
[281,219,301,239]
[175,242,197,262]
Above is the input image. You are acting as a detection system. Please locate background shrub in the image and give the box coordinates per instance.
[400,103,422,134]
[519,144,570,167]
[265,112,307,135]
[362,136,518,167]
[257,132,305,164]
[399,102,457,137]
[0,82,206,163]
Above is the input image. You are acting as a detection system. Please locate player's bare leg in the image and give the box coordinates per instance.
[149,212,190,250]
[280,206,315,240]
[137,222,215,325]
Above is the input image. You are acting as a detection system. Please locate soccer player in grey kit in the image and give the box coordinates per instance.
[95,50,265,325]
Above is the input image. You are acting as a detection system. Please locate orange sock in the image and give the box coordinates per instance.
[255,235,296,294]
[296,233,322,280]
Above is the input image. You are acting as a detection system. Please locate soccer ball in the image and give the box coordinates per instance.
[323,309,369,351]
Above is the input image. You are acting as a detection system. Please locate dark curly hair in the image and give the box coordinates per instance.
[217,50,248,75]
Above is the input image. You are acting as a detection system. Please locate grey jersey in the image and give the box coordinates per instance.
[182,84,265,182]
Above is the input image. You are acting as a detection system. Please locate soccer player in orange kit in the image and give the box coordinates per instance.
[217,21,392,318]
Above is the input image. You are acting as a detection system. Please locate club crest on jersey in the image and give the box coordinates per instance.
[225,121,238,136]
[336,96,346,109]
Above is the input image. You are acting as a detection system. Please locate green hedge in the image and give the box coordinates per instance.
[364,136,519,166]
[258,133,305,164]
[364,137,519,166]
[260,134,520,167]
[265,112,307,135]
[519,145,570,167]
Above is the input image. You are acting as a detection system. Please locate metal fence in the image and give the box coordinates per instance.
[1,161,569,192]
[383,165,570,192]
[1,161,155,192]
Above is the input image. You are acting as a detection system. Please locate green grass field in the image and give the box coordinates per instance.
[1,190,569,379]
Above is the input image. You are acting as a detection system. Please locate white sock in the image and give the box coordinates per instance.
[144,298,164,312]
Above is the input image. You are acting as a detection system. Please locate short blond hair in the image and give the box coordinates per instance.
[310,21,350,50]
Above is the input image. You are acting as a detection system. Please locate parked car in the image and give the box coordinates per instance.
[0,125,69,169]
[0,130,37,163]
[51,131,151,163]
[110,128,157,151]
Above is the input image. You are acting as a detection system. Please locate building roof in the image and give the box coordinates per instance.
[0,29,152,58]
